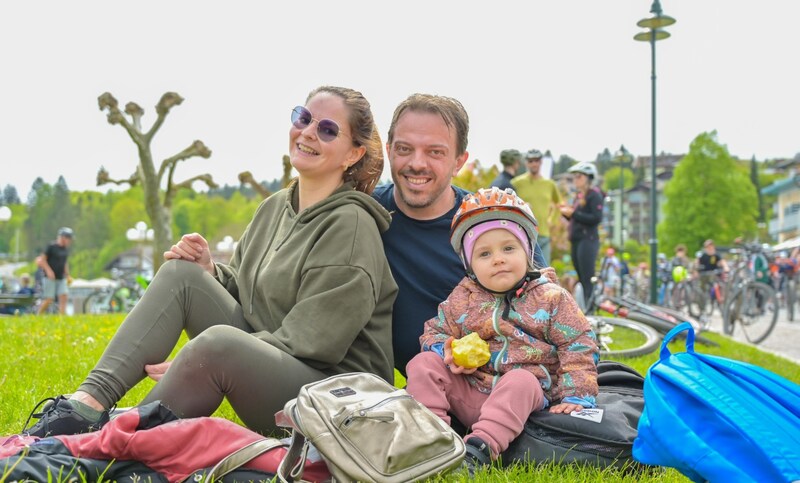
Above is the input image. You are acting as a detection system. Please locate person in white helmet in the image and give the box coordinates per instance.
[559,162,603,306]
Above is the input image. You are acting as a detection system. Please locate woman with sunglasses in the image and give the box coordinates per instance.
[22,86,397,437]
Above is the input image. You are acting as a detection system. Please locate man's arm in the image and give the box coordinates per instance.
[37,252,55,279]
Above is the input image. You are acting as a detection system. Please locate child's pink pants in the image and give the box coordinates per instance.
[406,351,545,458]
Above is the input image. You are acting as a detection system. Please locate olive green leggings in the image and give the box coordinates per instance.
[78,259,327,434]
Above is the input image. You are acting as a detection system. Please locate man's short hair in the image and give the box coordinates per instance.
[703,239,714,247]
[387,93,469,156]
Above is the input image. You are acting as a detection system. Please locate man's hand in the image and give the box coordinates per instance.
[443,337,478,375]
[144,361,172,382]
[163,233,215,275]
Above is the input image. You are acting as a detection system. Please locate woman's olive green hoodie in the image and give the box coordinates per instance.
[213,182,397,383]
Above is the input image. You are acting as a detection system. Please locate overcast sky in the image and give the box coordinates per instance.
[2,1,798,200]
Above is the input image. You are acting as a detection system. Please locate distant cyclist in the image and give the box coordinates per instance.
[656,253,672,305]
[695,239,729,305]
[559,162,603,305]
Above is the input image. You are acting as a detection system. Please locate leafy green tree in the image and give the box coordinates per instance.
[24,178,56,255]
[659,131,758,252]
[452,159,497,192]
[602,167,636,193]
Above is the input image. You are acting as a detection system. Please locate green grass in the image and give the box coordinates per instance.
[1,314,799,482]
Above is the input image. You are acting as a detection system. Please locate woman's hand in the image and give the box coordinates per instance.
[163,233,215,275]
[144,361,172,382]
[559,203,574,218]
[442,337,478,375]
[549,402,585,414]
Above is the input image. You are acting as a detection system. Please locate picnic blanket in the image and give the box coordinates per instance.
[0,400,331,482]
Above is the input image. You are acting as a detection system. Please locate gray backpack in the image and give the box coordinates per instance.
[276,372,466,482]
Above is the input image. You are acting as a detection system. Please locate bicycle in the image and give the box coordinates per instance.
[573,276,660,358]
[717,242,780,344]
[722,278,778,344]
[670,273,706,319]
[771,253,797,322]
[83,277,145,315]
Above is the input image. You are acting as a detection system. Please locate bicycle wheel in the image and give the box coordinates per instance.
[670,282,697,317]
[726,281,779,344]
[589,316,660,358]
[83,291,111,314]
[681,283,705,319]
[705,284,717,316]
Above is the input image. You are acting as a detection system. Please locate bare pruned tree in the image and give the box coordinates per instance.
[237,155,295,199]
[96,92,218,272]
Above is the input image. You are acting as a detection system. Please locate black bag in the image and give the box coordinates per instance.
[501,360,646,469]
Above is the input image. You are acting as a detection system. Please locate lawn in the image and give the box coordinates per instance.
[1,314,798,482]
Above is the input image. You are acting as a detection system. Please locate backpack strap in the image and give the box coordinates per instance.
[660,322,695,360]
[277,430,312,483]
[184,437,286,482]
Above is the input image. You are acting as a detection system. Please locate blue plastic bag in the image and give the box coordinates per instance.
[633,322,800,482]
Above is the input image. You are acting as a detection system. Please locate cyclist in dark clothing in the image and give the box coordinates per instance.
[559,162,604,306]
[696,239,729,306]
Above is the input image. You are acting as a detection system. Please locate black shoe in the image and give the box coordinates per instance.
[461,436,492,477]
[22,396,110,437]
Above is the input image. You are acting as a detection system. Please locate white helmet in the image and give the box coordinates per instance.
[568,161,598,179]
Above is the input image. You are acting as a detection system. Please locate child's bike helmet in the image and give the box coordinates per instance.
[568,161,598,179]
[450,187,538,271]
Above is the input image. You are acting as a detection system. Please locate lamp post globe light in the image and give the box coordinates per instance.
[634,0,675,304]
[126,221,155,274]
[0,206,10,222]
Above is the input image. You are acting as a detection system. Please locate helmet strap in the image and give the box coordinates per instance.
[471,270,540,321]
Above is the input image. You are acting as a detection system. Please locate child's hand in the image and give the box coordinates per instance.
[549,402,585,414]
[443,337,478,375]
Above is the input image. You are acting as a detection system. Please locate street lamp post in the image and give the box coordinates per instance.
[614,145,631,293]
[634,0,675,304]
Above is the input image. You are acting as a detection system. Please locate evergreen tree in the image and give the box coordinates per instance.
[659,131,758,252]
[2,185,21,205]
[595,148,613,175]
[553,154,576,176]
[750,156,765,227]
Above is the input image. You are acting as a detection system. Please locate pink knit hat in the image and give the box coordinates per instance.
[462,220,531,264]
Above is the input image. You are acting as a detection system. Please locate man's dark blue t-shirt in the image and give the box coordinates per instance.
[373,183,545,375]
[44,242,69,280]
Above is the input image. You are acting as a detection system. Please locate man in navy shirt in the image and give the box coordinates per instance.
[37,227,74,315]
[373,94,544,376]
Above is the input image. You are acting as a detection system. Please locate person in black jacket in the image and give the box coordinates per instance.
[559,162,604,306]
[489,149,521,191]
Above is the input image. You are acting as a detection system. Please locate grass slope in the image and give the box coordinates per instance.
[1,314,798,482]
